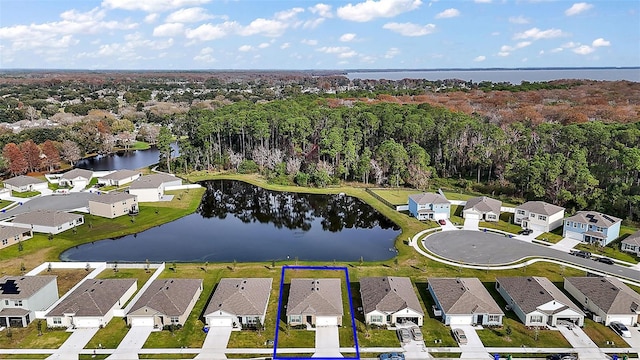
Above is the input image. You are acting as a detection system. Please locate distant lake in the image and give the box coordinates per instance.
[346,68,640,84]
[60,180,400,263]
[75,143,179,171]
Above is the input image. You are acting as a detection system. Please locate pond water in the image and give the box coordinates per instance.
[60,180,400,262]
[75,143,179,171]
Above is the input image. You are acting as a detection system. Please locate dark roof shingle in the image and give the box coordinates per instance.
[204,278,272,317]
[128,278,202,317]
[360,276,423,315]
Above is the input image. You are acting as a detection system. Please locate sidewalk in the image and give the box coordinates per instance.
[550,238,582,252]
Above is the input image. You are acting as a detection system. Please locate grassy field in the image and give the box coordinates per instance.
[369,188,422,206]
[10,190,40,198]
[0,321,70,350]
[536,227,565,244]
[84,318,129,349]
[480,212,523,234]
[582,319,630,348]
[450,205,464,226]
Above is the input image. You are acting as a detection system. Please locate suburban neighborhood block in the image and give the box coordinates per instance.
[563,211,622,246]
[97,169,141,187]
[128,173,182,202]
[204,278,272,328]
[46,278,137,328]
[564,277,640,326]
[88,191,139,218]
[0,275,58,328]
[286,278,343,327]
[513,201,565,232]
[127,278,203,328]
[621,230,640,256]
[58,169,93,188]
[3,175,48,193]
[408,192,450,221]
[462,196,502,222]
[428,277,504,326]
[359,276,424,326]
[0,225,33,250]
[11,210,84,234]
[496,276,584,327]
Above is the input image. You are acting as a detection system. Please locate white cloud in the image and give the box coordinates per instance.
[166,7,213,23]
[474,0,491,3]
[303,18,325,29]
[238,45,253,52]
[592,38,610,47]
[280,42,290,49]
[317,46,350,53]
[514,27,567,40]
[499,41,530,53]
[309,3,333,17]
[338,50,358,58]
[258,42,270,49]
[185,21,239,41]
[498,51,510,57]
[562,41,579,48]
[340,33,357,42]
[153,23,184,36]
[194,47,215,63]
[573,44,594,55]
[239,18,288,37]
[337,0,422,22]
[435,8,460,19]
[550,47,563,53]
[491,31,500,36]
[101,0,212,12]
[275,7,304,21]
[301,39,318,45]
[473,55,486,62]
[508,16,529,24]
[539,50,544,55]
[565,2,593,16]
[383,22,436,36]
[144,13,159,23]
[384,47,400,58]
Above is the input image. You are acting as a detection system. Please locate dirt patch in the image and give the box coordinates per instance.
[36,268,91,294]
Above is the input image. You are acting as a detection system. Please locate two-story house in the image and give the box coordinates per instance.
[513,201,565,232]
[621,231,640,256]
[563,211,622,246]
[408,193,450,221]
[0,276,58,328]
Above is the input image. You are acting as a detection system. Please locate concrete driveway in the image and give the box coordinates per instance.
[313,326,342,358]
[440,219,458,231]
[107,326,153,359]
[463,218,479,231]
[455,325,491,359]
[196,326,232,359]
[623,325,640,351]
[557,324,603,360]
[47,327,99,359]
[512,230,544,242]
[550,238,582,252]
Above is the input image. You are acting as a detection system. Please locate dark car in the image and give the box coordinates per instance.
[572,250,591,258]
[597,257,614,265]
[379,353,405,360]
[438,219,447,225]
[546,354,577,360]
[396,328,411,343]
[519,229,533,235]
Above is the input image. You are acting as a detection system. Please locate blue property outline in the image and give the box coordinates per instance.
[273,265,360,360]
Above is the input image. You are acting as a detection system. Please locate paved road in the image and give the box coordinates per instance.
[423,230,640,281]
[0,192,97,219]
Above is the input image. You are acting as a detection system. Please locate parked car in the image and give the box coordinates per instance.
[451,328,467,345]
[396,328,411,343]
[519,228,533,235]
[572,250,591,259]
[379,353,405,360]
[438,219,446,225]
[546,354,577,360]
[610,321,631,338]
[597,257,614,265]
[410,326,423,341]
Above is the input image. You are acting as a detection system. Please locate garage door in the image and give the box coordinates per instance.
[449,315,473,326]
[529,223,546,232]
[564,231,583,241]
[464,212,481,220]
[208,317,233,327]
[608,316,633,326]
[316,316,338,326]
[131,317,154,327]
[75,318,100,328]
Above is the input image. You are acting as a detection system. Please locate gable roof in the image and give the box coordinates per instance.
[428,277,503,315]
[0,275,57,300]
[497,276,583,315]
[128,278,202,317]
[204,278,272,317]
[47,278,136,317]
[463,196,502,214]
[360,276,423,315]
[286,278,343,317]
[408,193,450,205]
[4,175,46,187]
[129,174,179,190]
[622,231,640,247]
[98,170,140,182]
[61,168,93,181]
[564,211,622,228]
[516,201,564,216]
[0,225,32,240]
[565,277,640,315]
[89,191,136,205]
[13,210,83,227]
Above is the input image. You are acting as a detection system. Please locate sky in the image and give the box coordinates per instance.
[0,0,638,70]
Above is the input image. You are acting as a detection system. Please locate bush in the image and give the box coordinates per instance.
[294,172,310,186]
[238,160,259,174]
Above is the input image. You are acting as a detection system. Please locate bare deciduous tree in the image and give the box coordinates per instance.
[252,146,269,172]
[228,149,243,171]
[61,140,81,166]
[285,157,302,175]
[267,148,283,171]
[370,159,385,185]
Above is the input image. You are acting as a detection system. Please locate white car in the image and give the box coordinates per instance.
[610,321,631,338]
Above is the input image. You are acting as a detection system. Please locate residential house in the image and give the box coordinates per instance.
[128,174,182,202]
[287,278,343,327]
[621,231,640,256]
[428,277,504,326]
[11,210,84,235]
[3,175,48,193]
[58,169,93,188]
[0,225,33,250]
[359,276,424,326]
[563,211,622,246]
[408,193,451,221]
[46,278,136,328]
[496,276,584,327]
[204,278,272,328]
[513,201,565,232]
[88,192,138,219]
[462,196,502,222]
[127,278,203,328]
[97,170,141,187]
[564,277,640,326]
[0,276,58,328]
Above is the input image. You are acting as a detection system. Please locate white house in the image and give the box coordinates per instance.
[11,210,84,235]
[360,276,424,327]
[58,168,93,188]
[513,201,565,232]
[127,279,202,328]
[462,196,502,222]
[496,276,584,327]
[621,231,640,256]
[287,278,343,327]
[3,175,49,193]
[46,279,136,328]
[564,277,640,326]
[428,277,504,326]
[0,276,58,328]
[128,174,182,202]
[97,169,141,187]
[204,278,272,328]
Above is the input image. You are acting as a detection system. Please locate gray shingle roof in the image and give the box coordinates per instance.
[0,225,32,240]
[128,278,202,317]
[564,211,621,228]
[129,174,179,189]
[359,276,423,315]
[565,277,640,315]
[89,191,137,204]
[286,278,343,317]
[409,193,450,205]
[4,175,46,187]
[98,170,140,182]
[12,210,83,227]
[47,278,136,317]
[622,231,640,247]
[204,278,272,317]
[516,201,564,215]
[61,168,93,181]
[463,196,502,214]
[428,278,503,315]
[496,276,583,315]
[0,275,57,299]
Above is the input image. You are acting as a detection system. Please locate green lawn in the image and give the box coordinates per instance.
[480,212,522,234]
[0,321,70,349]
[369,188,423,206]
[582,319,630,348]
[0,199,12,208]
[10,190,40,198]
[450,205,464,226]
[536,227,564,244]
[85,318,129,349]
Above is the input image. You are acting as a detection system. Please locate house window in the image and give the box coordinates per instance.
[14,300,22,306]
[14,235,19,241]
[596,227,603,232]
[517,210,525,215]
[170,317,179,324]
[530,213,536,218]
[488,315,500,322]
[53,318,62,325]
[4,300,8,305]
[539,215,547,221]
[370,315,384,323]
[289,315,302,323]
[2,239,7,246]
[581,224,586,229]
[247,317,258,325]
[530,315,544,323]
